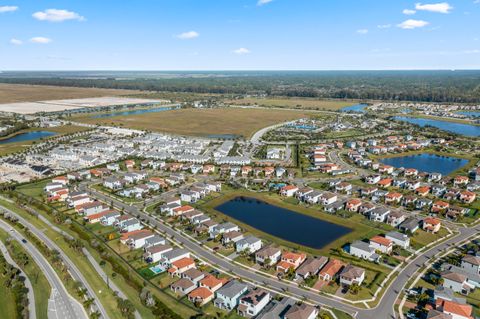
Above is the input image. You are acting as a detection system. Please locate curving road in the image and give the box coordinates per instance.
[86,183,480,319]
[0,204,109,319]
[0,219,86,319]
[0,237,36,319]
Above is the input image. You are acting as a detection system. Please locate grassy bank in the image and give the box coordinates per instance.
[198,188,382,256]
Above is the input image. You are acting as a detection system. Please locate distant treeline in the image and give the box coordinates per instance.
[1,70,480,103]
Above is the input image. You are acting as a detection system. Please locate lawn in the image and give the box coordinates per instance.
[0,229,51,319]
[227,97,359,111]
[0,271,17,319]
[75,107,314,138]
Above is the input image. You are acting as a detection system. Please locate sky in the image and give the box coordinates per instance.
[0,0,479,70]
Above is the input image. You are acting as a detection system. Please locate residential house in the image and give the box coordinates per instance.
[370,236,393,254]
[339,265,365,286]
[214,280,248,311]
[385,231,410,249]
[349,241,379,262]
[423,217,442,233]
[237,289,271,317]
[318,259,345,281]
[284,304,319,319]
[295,257,328,280]
[276,252,307,273]
[236,236,263,254]
[171,278,196,296]
[255,246,282,266]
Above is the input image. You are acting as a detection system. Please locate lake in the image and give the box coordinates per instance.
[91,106,177,118]
[458,111,480,118]
[393,116,480,137]
[340,103,369,113]
[379,153,468,175]
[0,131,57,144]
[215,196,351,249]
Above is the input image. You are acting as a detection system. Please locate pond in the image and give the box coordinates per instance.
[214,196,351,249]
[393,116,480,137]
[458,111,480,118]
[0,131,57,144]
[340,103,369,113]
[91,106,177,118]
[379,153,468,175]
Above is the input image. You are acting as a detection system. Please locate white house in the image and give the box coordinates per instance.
[385,231,410,249]
[236,236,262,254]
[237,289,270,317]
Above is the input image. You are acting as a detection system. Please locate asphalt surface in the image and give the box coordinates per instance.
[0,238,36,319]
[0,204,109,319]
[86,182,480,319]
[0,219,86,319]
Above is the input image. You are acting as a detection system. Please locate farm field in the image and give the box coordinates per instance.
[227,97,360,110]
[76,107,314,138]
[0,83,139,104]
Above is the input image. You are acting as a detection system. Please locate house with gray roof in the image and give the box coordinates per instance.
[295,257,328,280]
[348,241,379,262]
[214,280,249,311]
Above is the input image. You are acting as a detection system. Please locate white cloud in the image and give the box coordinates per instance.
[32,9,85,22]
[10,38,22,45]
[30,37,52,44]
[403,9,417,15]
[463,49,480,54]
[356,29,368,34]
[0,5,18,13]
[176,31,199,39]
[474,0,480,4]
[377,24,392,29]
[397,19,429,29]
[233,48,251,55]
[257,0,273,6]
[415,2,453,14]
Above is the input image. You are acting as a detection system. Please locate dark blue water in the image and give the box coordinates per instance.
[393,116,480,137]
[0,131,56,144]
[458,111,480,118]
[215,196,351,249]
[91,106,176,118]
[379,153,468,175]
[341,103,369,113]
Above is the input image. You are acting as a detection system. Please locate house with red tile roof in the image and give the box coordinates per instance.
[460,191,476,204]
[188,287,214,306]
[423,217,441,233]
[276,251,307,273]
[370,236,393,254]
[436,298,474,319]
[318,259,345,281]
[168,257,196,277]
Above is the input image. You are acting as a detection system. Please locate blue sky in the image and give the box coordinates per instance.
[1,0,479,70]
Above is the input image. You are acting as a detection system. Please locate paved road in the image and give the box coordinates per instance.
[0,238,36,319]
[87,184,480,319]
[82,248,142,319]
[0,219,86,319]
[0,204,109,319]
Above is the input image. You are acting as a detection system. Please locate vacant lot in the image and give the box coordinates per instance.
[77,107,313,138]
[0,83,139,104]
[228,97,359,110]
